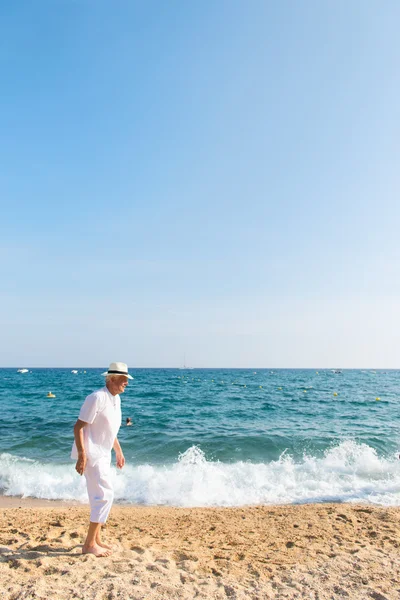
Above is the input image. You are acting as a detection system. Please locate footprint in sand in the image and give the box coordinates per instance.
[146,563,162,573]
[224,585,236,597]
[155,558,170,569]
[49,520,64,527]
[130,545,146,554]
[369,592,389,600]
[174,552,199,563]
[336,513,352,523]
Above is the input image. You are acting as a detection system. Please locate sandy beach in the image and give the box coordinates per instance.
[0,500,399,599]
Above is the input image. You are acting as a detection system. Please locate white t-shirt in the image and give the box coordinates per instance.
[71,387,122,465]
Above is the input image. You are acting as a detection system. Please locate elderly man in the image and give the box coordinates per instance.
[72,362,132,557]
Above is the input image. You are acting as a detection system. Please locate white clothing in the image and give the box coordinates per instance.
[72,386,121,524]
[71,387,122,465]
[84,455,114,523]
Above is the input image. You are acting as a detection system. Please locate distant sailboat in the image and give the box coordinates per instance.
[17,368,29,373]
[179,354,193,370]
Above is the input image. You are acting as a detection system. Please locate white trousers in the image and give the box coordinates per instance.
[84,455,114,524]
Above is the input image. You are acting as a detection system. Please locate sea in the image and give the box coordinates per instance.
[1,368,399,507]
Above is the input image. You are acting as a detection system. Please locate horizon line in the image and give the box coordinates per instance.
[1,367,398,371]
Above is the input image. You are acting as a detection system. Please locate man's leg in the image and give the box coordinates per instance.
[96,524,112,550]
[84,458,114,556]
[82,522,111,556]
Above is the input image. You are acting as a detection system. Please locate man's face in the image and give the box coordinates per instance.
[113,375,129,394]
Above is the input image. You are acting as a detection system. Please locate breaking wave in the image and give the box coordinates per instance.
[1,441,400,507]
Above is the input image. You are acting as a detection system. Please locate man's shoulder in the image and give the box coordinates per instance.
[85,387,108,402]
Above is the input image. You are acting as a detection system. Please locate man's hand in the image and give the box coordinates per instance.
[75,453,87,475]
[73,420,87,475]
[116,452,125,469]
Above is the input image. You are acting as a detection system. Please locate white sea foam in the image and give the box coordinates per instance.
[1,441,400,507]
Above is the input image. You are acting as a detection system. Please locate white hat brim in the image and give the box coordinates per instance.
[102,371,133,379]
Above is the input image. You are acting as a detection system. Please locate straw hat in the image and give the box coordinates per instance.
[101,362,133,379]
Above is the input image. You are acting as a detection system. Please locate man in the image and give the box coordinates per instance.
[72,362,132,557]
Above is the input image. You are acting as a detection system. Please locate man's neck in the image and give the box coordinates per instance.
[106,383,117,396]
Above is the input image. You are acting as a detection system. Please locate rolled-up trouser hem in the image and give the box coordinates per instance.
[84,455,114,524]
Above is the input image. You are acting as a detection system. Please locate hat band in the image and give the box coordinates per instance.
[107,369,128,375]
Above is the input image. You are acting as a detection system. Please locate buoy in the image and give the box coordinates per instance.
[316,371,319,374]
[47,392,56,398]
[278,387,282,390]
[244,385,246,387]
[259,385,262,388]
[333,392,338,396]
[375,397,380,401]
[303,390,307,393]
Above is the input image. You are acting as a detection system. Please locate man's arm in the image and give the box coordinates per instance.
[113,437,125,469]
[73,419,88,475]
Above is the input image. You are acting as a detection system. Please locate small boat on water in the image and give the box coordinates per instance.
[178,354,193,370]
[71,370,78,374]
[17,369,29,373]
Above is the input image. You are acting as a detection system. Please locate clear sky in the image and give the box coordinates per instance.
[1,1,400,368]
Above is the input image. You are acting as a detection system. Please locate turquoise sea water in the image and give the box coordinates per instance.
[0,368,399,506]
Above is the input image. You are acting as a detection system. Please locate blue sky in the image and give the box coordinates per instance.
[1,1,400,367]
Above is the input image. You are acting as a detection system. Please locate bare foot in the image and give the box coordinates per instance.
[82,544,111,557]
[96,539,113,550]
